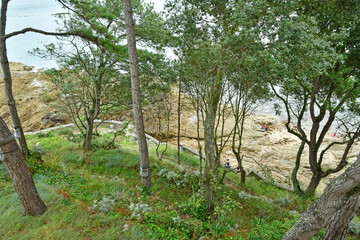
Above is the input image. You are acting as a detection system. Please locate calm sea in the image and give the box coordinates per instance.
[5,0,164,70]
[6,0,65,69]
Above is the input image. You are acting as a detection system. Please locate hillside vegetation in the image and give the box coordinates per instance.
[0,126,359,239]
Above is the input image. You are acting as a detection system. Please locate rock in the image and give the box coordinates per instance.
[42,112,66,124]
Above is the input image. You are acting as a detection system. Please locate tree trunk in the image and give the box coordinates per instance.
[83,118,94,150]
[123,0,151,189]
[234,152,246,185]
[196,95,203,182]
[0,116,47,215]
[219,169,230,184]
[203,109,216,213]
[240,161,246,185]
[282,152,360,240]
[322,195,360,240]
[306,173,322,195]
[292,140,305,195]
[0,0,29,156]
[177,80,181,165]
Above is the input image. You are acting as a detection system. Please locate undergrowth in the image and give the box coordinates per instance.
[0,127,356,239]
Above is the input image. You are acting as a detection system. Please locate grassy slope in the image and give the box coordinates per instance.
[0,129,358,240]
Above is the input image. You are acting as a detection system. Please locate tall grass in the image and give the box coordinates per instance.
[0,129,355,239]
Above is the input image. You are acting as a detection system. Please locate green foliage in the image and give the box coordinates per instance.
[4,123,324,239]
[246,217,296,240]
[163,146,201,167]
[144,210,203,239]
[35,130,54,138]
[213,194,242,220]
[178,194,208,221]
[62,150,85,165]
[349,217,360,235]
[0,164,10,183]
[91,134,118,151]
[54,127,83,143]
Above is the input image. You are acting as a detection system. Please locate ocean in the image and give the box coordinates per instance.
[5,0,164,70]
[6,0,63,69]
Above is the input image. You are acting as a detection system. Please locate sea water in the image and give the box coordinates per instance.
[6,0,63,69]
[5,0,165,70]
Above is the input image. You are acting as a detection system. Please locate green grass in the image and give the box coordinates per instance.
[0,128,357,239]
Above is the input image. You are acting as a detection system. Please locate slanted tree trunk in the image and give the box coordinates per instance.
[123,0,151,189]
[282,152,360,240]
[0,0,29,156]
[322,195,360,240]
[0,116,47,215]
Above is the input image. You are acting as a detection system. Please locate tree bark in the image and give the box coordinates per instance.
[83,118,94,150]
[239,159,246,185]
[177,80,181,165]
[0,0,29,156]
[196,94,203,182]
[306,173,322,194]
[282,152,360,240]
[203,70,222,213]
[122,0,151,189]
[204,109,216,213]
[0,116,47,215]
[322,195,360,240]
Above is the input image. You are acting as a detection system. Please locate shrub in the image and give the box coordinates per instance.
[31,144,45,161]
[129,202,152,220]
[55,127,74,136]
[178,194,208,221]
[349,220,360,235]
[92,134,118,150]
[55,128,82,143]
[35,131,54,138]
[213,195,242,220]
[274,195,294,206]
[92,196,115,213]
[157,167,199,188]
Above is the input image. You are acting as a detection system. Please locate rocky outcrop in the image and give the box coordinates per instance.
[0,62,66,131]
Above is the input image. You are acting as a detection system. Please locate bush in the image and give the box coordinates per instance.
[274,195,294,206]
[55,128,82,143]
[349,220,360,235]
[92,134,117,150]
[129,202,152,220]
[178,194,208,221]
[31,144,45,161]
[92,196,115,213]
[35,130,54,138]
